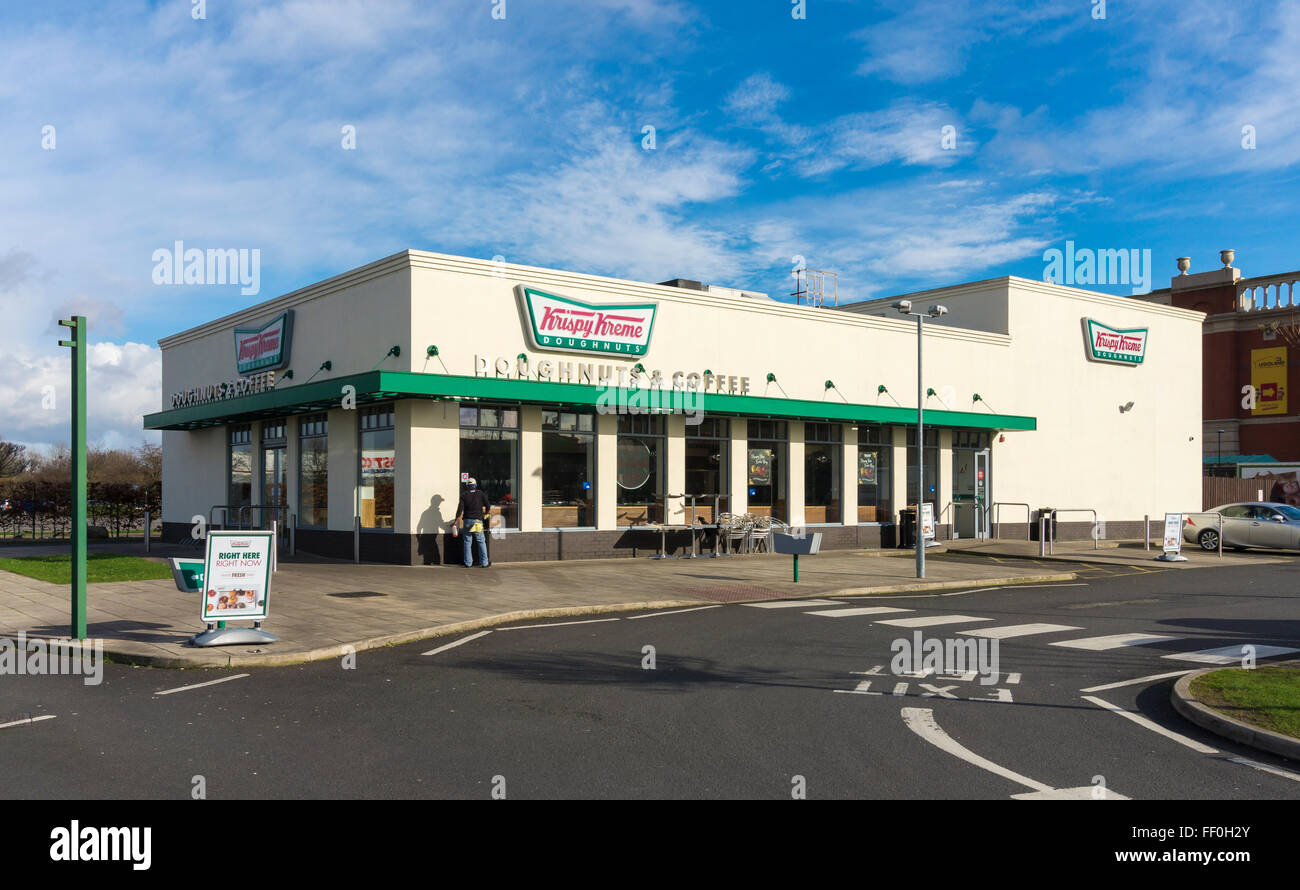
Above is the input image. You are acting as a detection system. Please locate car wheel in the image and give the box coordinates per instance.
[1197,529,1220,551]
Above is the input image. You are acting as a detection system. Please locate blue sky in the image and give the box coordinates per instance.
[2,0,1298,450]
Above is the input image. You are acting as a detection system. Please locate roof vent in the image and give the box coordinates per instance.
[657,278,706,291]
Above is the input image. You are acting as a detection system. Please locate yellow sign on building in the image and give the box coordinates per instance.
[1251,347,1288,416]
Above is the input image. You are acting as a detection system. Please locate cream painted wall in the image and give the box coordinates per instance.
[326,407,358,533]
[161,427,225,532]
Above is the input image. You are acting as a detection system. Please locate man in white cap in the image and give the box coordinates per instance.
[453,477,492,567]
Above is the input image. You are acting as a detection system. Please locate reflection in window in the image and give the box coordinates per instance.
[616,415,665,525]
[685,417,729,522]
[297,414,328,528]
[804,423,842,523]
[542,410,594,528]
[359,405,395,530]
[459,404,520,529]
[229,425,253,517]
[856,425,893,523]
[747,420,787,521]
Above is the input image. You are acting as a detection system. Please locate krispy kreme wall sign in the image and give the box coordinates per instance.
[1083,318,1148,365]
[234,310,293,374]
[520,287,655,357]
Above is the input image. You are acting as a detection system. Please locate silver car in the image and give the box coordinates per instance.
[1183,502,1300,551]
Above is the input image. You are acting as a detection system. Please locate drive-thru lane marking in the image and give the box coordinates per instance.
[0,714,57,730]
[626,605,723,620]
[877,615,993,628]
[744,599,843,609]
[901,707,1129,799]
[155,674,250,696]
[806,606,913,618]
[1080,695,1219,753]
[496,617,621,631]
[959,623,1081,639]
[1162,644,1300,664]
[422,630,493,656]
[1051,633,1177,651]
[1080,670,1196,693]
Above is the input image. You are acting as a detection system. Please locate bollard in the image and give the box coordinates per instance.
[1218,514,1223,558]
[144,510,150,554]
[354,516,361,564]
[793,554,799,582]
[1144,514,1149,551]
[1038,516,1046,557]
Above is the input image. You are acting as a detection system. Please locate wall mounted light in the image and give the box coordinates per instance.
[972,393,982,402]
[824,380,835,390]
[877,385,888,394]
[926,387,937,397]
[1119,401,1135,413]
[766,373,777,383]
[634,363,646,373]
[281,370,294,380]
[304,360,333,384]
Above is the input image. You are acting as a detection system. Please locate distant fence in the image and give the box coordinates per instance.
[0,480,161,540]
[1202,475,1286,509]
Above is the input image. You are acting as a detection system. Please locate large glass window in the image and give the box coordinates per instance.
[459,404,520,529]
[747,420,788,521]
[298,413,328,528]
[228,424,253,519]
[261,420,287,528]
[542,410,595,528]
[616,415,665,525]
[359,404,395,530]
[857,425,893,523]
[685,417,730,522]
[906,428,939,510]
[804,422,842,524]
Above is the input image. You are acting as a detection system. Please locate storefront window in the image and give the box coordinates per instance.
[804,422,842,524]
[359,404,395,530]
[459,404,520,530]
[906,427,939,510]
[685,417,729,522]
[228,424,252,519]
[261,420,287,528]
[857,425,893,523]
[747,420,787,522]
[616,415,665,525]
[298,413,328,528]
[542,410,595,528]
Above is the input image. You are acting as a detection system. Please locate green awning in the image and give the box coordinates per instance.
[144,370,1037,432]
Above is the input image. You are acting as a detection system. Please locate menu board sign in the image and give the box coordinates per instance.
[201,530,273,622]
[748,449,772,486]
[858,451,877,485]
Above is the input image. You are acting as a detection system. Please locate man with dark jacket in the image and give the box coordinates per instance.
[454,478,492,567]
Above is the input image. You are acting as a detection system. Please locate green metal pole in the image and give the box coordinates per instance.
[793,554,799,582]
[58,315,87,640]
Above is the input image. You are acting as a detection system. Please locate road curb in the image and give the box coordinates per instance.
[1171,669,1300,763]
[98,572,1079,669]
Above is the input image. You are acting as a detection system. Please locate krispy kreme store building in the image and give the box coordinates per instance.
[145,250,1204,564]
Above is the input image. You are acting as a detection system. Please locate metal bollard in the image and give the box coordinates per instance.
[144,510,150,554]
[1144,514,1149,551]
[1038,516,1046,557]
[354,516,361,564]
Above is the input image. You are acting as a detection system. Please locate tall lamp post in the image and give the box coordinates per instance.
[892,300,948,579]
[57,316,87,640]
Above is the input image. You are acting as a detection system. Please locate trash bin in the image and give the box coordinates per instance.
[900,506,917,548]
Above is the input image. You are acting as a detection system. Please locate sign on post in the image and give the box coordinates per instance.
[920,503,936,543]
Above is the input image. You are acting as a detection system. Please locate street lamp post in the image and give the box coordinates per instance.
[893,300,948,579]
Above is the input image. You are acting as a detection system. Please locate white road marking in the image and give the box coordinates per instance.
[833,680,881,696]
[1080,670,1197,693]
[0,714,57,730]
[495,617,621,631]
[960,623,1081,639]
[1162,644,1300,665]
[1013,786,1129,800]
[154,674,250,696]
[422,629,492,656]
[743,599,843,608]
[1051,633,1177,651]
[938,583,1089,597]
[626,605,723,620]
[805,606,913,618]
[901,707,1051,792]
[876,614,993,628]
[1080,695,1219,753]
[1227,757,1300,784]
[1005,672,1022,685]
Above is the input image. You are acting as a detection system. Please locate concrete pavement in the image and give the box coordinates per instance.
[0,540,1076,668]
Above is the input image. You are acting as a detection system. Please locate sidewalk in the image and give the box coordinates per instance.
[0,544,1077,668]
[940,537,1292,568]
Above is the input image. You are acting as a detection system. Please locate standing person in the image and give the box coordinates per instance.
[454,478,492,567]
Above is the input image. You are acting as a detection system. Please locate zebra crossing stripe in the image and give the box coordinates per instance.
[1162,644,1300,664]
[806,606,914,618]
[743,599,844,609]
[959,623,1081,639]
[1050,633,1177,651]
[876,615,994,628]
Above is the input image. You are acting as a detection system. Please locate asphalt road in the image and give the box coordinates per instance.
[3,555,1300,800]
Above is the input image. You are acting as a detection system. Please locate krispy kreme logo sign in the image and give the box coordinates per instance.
[1084,318,1147,365]
[234,310,293,374]
[520,287,656,357]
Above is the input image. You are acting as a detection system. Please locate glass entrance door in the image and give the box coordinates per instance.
[974,449,990,539]
[951,439,991,539]
[262,446,287,529]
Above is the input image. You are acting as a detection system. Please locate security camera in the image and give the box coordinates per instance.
[928,304,948,317]
[893,300,912,313]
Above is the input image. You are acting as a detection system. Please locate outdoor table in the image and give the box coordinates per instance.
[643,523,693,559]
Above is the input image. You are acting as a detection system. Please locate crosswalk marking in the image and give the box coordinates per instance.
[806,606,914,618]
[1162,644,1300,665]
[1050,633,1177,651]
[743,598,844,609]
[959,623,1081,639]
[876,614,993,628]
